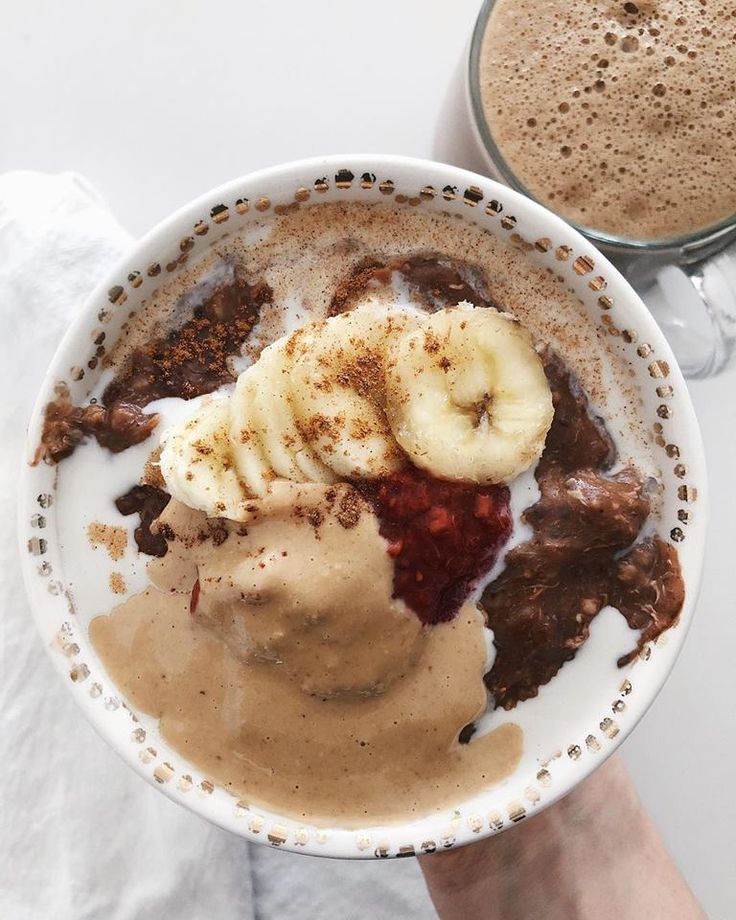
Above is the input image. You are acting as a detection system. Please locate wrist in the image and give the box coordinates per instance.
[420,756,702,920]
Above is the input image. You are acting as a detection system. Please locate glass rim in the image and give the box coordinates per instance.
[467,0,736,257]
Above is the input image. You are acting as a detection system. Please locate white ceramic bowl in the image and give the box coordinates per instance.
[20,155,707,859]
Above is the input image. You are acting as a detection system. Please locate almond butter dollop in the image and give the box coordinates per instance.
[90,483,522,825]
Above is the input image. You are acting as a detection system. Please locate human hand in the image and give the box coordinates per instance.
[420,755,704,920]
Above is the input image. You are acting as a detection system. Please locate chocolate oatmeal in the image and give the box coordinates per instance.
[481,350,684,709]
[115,484,171,557]
[330,254,498,315]
[39,275,271,463]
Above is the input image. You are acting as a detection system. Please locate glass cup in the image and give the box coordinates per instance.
[466,0,736,379]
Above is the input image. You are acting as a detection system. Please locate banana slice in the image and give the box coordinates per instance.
[159,398,251,519]
[249,338,337,483]
[285,305,424,479]
[229,367,277,497]
[385,305,553,484]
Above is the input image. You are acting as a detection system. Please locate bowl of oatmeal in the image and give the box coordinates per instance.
[20,156,706,857]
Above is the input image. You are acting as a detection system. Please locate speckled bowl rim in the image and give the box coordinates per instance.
[19,154,707,859]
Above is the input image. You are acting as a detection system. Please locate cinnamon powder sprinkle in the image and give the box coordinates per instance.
[335,488,365,529]
[299,413,343,447]
[293,505,325,532]
[103,278,272,407]
[109,571,127,594]
[335,351,384,401]
[143,446,166,489]
[329,258,388,314]
[350,418,374,440]
[88,522,127,561]
[423,332,442,354]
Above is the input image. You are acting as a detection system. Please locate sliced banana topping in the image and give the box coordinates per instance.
[385,305,553,484]
[248,338,336,483]
[159,301,554,517]
[229,366,277,497]
[159,398,252,520]
[285,304,423,479]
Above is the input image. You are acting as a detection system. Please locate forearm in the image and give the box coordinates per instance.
[420,756,704,920]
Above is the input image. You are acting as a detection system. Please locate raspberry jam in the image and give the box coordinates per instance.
[359,467,512,625]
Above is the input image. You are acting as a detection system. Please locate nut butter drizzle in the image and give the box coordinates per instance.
[90,489,523,825]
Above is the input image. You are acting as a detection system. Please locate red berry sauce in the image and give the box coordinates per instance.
[358,467,512,625]
[190,578,201,615]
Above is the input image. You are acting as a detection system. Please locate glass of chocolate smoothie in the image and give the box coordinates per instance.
[468,0,736,377]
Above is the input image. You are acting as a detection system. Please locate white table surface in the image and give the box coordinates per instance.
[2,2,734,917]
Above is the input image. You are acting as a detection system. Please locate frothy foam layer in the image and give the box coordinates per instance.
[479,0,736,241]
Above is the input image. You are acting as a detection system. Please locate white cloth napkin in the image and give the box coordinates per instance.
[0,172,435,920]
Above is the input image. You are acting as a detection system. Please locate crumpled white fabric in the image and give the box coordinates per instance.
[0,172,435,920]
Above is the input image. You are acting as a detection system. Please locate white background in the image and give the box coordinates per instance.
[2,1,734,917]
